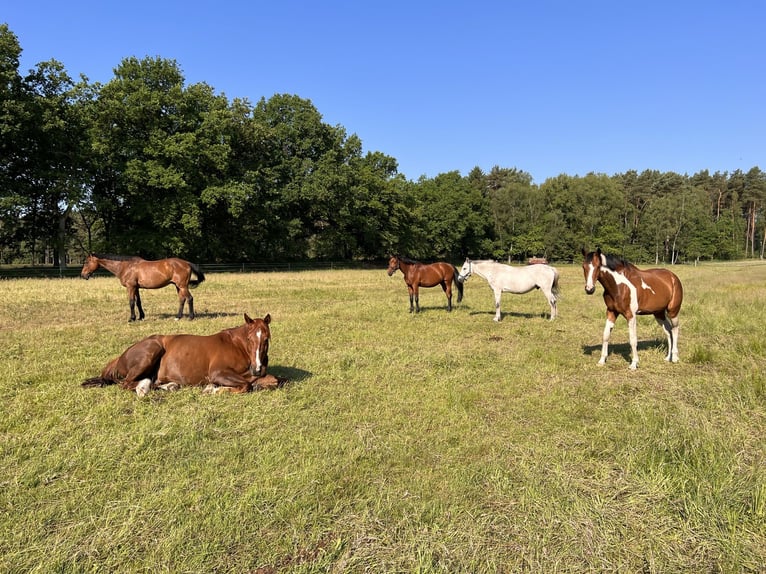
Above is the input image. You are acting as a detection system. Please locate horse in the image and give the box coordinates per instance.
[457,258,560,321]
[581,247,683,369]
[80,253,205,321]
[81,314,282,395]
[386,255,463,313]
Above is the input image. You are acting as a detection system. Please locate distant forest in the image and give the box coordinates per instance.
[2,23,764,269]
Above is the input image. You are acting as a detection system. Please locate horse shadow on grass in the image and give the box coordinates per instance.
[153,311,244,321]
[268,366,312,387]
[467,309,546,320]
[582,339,662,363]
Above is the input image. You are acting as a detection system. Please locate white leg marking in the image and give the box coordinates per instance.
[628,316,639,369]
[670,316,680,362]
[135,378,152,398]
[599,319,614,365]
[157,382,180,391]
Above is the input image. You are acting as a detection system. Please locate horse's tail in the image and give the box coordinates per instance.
[81,377,115,388]
[453,265,464,303]
[82,355,121,388]
[189,262,206,288]
[551,267,561,297]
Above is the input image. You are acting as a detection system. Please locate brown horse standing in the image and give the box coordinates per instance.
[387,255,463,313]
[81,254,205,321]
[581,248,683,369]
[82,314,279,395]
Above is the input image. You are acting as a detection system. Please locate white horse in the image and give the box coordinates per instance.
[458,258,560,321]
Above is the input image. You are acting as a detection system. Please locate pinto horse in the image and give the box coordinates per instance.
[81,253,205,321]
[82,314,280,395]
[387,255,463,313]
[581,248,683,369]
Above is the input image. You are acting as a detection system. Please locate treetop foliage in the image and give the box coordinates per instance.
[1,23,763,267]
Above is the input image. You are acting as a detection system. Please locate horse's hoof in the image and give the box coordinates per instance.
[202,384,217,394]
[135,379,152,398]
[158,382,180,392]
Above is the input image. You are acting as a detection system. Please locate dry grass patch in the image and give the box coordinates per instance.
[0,262,764,572]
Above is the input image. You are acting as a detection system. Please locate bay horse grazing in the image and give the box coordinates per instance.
[387,255,463,313]
[81,254,205,321]
[458,258,560,321]
[82,314,282,395]
[581,248,683,369]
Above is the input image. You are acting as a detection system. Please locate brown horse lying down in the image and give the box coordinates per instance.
[82,314,285,396]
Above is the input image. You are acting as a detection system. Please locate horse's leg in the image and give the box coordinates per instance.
[541,286,556,320]
[407,284,415,313]
[493,288,502,321]
[136,289,145,320]
[550,296,557,320]
[116,338,166,395]
[654,312,673,362]
[670,315,680,363]
[627,314,639,370]
[178,285,195,320]
[187,289,195,320]
[156,382,181,392]
[127,286,138,321]
[175,286,186,320]
[442,281,452,311]
[203,370,254,394]
[598,310,617,365]
[414,285,421,313]
[660,312,681,363]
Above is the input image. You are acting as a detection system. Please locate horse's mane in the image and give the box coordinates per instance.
[92,253,141,261]
[603,253,637,273]
[397,255,420,265]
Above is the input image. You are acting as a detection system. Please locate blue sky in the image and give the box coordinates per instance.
[5,1,765,183]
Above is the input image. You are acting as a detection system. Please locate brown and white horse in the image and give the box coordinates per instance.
[581,248,683,369]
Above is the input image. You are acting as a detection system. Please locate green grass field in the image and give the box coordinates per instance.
[1,262,764,572]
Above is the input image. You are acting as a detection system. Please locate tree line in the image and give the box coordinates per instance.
[2,24,764,270]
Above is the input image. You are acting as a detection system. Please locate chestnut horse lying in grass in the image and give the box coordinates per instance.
[82,314,284,395]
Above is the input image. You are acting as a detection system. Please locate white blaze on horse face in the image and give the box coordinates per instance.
[254,330,264,373]
[585,263,598,292]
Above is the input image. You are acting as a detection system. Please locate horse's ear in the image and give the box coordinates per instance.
[596,246,602,256]
[244,313,253,324]
[263,313,271,325]
[581,247,587,257]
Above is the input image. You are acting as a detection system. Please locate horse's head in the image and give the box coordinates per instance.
[244,313,271,377]
[386,255,400,276]
[457,258,472,282]
[80,254,99,279]
[581,247,604,295]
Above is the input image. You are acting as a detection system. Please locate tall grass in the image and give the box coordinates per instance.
[1,262,764,572]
